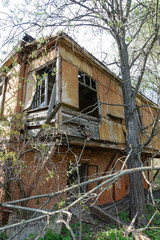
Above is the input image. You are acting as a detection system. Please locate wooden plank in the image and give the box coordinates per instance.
[62,112,99,126]
[98,98,102,117]
[56,53,61,104]
[62,107,99,123]
[27,125,56,137]
[61,108,99,140]
[102,152,119,176]
[27,118,56,127]
[46,102,61,124]
[99,118,125,143]
[62,124,84,138]
[27,115,47,121]
[26,104,60,137]
[27,119,46,127]
[62,123,99,139]
[62,137,125,150]
[27,110,48,119]
[47,83,56,119]
[61,61,78,108]
[90,205,124,227]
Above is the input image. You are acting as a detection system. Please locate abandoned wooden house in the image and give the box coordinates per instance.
[0,33,160,221]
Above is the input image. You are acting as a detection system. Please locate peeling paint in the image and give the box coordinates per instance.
[61,60,78,108]
[99,118,125,143]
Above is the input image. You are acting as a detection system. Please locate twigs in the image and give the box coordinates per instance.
[1,166,160,206]
[0,215,46,232]
[1,165,160,233]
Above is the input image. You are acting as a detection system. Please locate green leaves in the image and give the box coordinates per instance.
[46,171,55,181]
[51,67,57,77]
[96,228,132,240]
[31,50,37,59]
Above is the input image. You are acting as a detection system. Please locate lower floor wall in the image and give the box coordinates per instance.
[84,148,130,205]
[0,143,150,224]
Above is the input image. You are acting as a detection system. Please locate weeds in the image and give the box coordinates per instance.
[96,227,133,240]
[0,232,7,240]
[119,211,130,223]
[1,198,160,240]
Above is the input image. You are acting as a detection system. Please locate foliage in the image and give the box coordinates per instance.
[144,228,160,240]
[119,211,130,223]
[96,228,132,240]
[38,228,72,240]
[0,231,7,240]
[0,0,160,233]
[118,200,160,240]
[24,224,132,240]
[1,200,160,240]
[34,223,132,240]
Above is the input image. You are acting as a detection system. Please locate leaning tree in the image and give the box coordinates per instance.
[0,0,160,226]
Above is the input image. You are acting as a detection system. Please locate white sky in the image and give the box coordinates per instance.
[0,0,117,72]
[0,0,158,103]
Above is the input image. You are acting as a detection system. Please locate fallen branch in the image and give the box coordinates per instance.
[2,166,160,205]
[1,166,160,233]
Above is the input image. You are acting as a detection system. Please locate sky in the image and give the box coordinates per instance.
[0,0,117,72]
[0,0,159,103]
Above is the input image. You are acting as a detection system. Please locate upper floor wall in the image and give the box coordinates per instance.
[1,35,160,152]
[0,64,22,117]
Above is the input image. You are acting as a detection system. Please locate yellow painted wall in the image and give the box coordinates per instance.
[61,60,78,108]
[60,45,125,144]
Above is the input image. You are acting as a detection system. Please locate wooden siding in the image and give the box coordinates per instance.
[61,60,78,108]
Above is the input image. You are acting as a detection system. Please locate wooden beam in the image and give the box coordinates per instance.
[98,152,120,186]
[102,152,120,176]
[45,102,61,124]
[47,83,56,119]
[90,205,124,227]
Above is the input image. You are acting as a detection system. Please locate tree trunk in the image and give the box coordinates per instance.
[118,36,147,226]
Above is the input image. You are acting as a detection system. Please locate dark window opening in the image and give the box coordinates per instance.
[85,75,90,86]
[91,79,96,90]
[32,63,56,109]
[67,163,88,201]
[79,71,98,117]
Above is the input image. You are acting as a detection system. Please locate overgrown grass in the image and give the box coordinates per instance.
[0,231,7,240]
[118,198,160,240]
[96,227,133,240]
[37,225,133,240]
[1,198,160,240]
[144,199,160,240]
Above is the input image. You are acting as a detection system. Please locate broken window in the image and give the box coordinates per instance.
[78,71,98,117]
[67,162,89,201]
[32,64,56,109]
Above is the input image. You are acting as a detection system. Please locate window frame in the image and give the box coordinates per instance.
[78,71,99,118]
[78,71,97,92]
[0,74,5,114]
[31,64,56,110]
[32,74,48,109]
